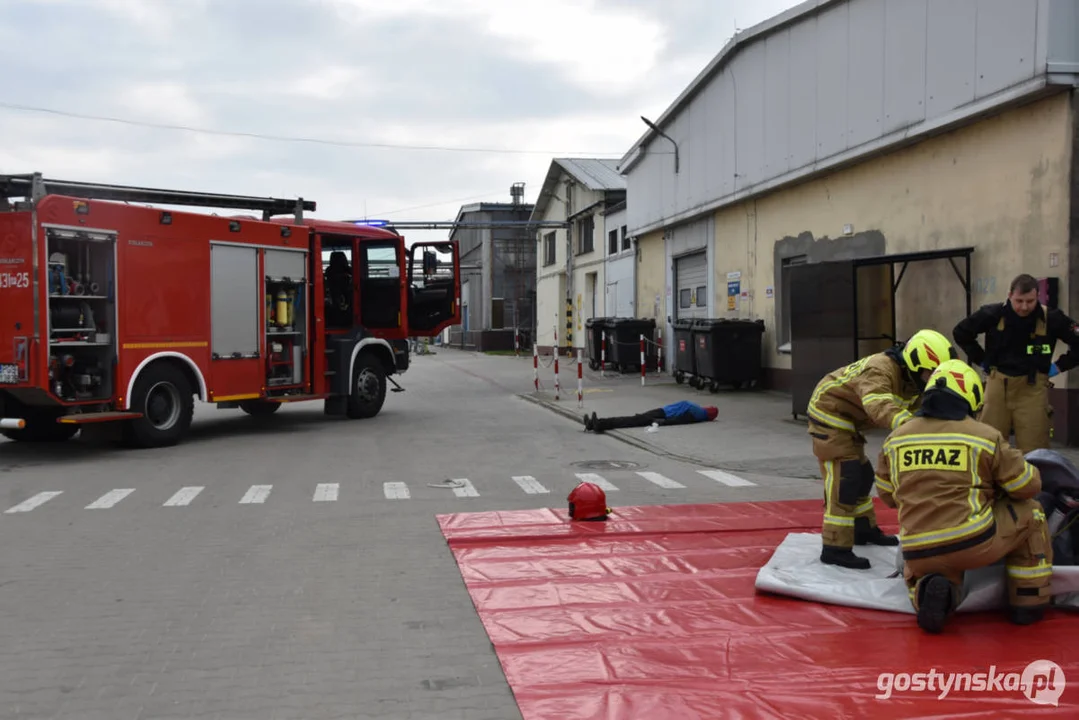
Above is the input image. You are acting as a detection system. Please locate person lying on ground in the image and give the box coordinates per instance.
[583,401,718,433]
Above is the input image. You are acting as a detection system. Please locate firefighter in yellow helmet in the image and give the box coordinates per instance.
[808,329,958,570]
[874,359,1052,634]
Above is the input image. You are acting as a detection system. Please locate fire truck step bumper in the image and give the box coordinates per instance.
[268,394,329,403]
[58,411,144,425]
[0,418,26,430]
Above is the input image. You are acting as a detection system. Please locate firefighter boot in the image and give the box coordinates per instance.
[1009,606,1046,626]
[915,574,956,634]
[820,545,871,570]
[854,517,899,546]
[582,414,593,431]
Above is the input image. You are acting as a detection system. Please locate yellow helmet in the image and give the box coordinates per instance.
[901,329,958,374]
[925,359,984,414]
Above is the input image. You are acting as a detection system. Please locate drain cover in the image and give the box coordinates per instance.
[572,460,643,471]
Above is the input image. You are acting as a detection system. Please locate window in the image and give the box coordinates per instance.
[608,229,618,256]
[778,254,807,351]
[363,244,398,278]
[621,225,630,252]
[680,288,691,309]
[695,285,707,307]
[577,215,594,255]
[543,232,556,267]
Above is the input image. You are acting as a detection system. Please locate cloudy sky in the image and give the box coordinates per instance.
[0,0,800,245]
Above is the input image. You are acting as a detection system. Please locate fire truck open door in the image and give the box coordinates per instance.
[407,241,459,335]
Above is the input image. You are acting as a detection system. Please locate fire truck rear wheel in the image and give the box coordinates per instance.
[346,351,387,419]
[124,363,194,448]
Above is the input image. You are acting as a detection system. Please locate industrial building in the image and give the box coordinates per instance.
[444,185,536,351]
[619,0,1079,443]
[531,158,626,353]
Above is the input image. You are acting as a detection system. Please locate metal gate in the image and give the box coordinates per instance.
[789,260,858,418]
[674,251,708,320]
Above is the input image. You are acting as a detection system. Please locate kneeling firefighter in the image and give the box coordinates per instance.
[874,359,1053,634]
[808,329,957,570]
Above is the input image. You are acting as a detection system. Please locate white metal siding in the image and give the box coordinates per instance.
[603,207,633,318]
[674,253,708,321]
[624,0,1062,234]
[605,256,634,318]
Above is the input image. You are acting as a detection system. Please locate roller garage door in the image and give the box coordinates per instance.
[674,251,708,320]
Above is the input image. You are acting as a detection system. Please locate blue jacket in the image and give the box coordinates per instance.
[663,401,708,421]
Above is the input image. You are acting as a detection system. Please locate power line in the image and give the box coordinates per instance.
[0,101,627,157]
[371,190,509,217]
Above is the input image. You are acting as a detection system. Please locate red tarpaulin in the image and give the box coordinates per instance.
[437,499,1078,719]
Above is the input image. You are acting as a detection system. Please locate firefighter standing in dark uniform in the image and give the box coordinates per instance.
[952,273,1079,453]
[875,359,1051,634]
[808,329,958,570]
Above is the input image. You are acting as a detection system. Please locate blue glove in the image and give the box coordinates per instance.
[1050,363,1060,378]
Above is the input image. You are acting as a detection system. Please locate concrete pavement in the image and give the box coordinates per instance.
[0,348,820,720]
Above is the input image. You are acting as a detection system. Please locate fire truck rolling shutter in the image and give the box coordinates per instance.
[210,243,260,359]
[264,248,306,282]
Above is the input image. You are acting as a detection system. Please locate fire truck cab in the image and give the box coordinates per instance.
[0,173,460,449]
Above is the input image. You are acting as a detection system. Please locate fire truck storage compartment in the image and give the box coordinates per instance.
[45,226,118,401]
[209,242,264,398]
[263,248,308,390]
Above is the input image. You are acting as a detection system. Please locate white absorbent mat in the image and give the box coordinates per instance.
[754,532,1079,614]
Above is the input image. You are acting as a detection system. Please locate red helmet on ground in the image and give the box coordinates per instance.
[568,481,609,521]
[704,406,718,421]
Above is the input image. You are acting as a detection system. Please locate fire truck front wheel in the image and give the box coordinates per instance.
[124,362,195,448]
[346,351,387,419]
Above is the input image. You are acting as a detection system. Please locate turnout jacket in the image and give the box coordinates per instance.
[874,415,1041,559]
[953,301,1079,378]
[807,347,920,434]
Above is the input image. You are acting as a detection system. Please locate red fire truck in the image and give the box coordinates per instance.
[0,173,460,448]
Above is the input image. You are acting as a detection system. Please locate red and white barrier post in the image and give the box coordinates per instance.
[577,350,583,407]
[600,330,606,377]
[640,333,646,386]
[514,327,520,357]
[657,329,663,375]
[533,343,539,392]
[553,324,560,400]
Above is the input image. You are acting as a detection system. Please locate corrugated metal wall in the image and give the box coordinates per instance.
[626,0,1065,234]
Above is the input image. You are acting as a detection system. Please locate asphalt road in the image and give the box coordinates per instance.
[0,348,818,720]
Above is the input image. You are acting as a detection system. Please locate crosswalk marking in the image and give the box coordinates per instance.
[636,471,686,489]
[3,467,767,512]
[86,489,135,509]
[5,491,63,514]
[163,486,204,507]
[384,482,410,500]
[698,469,756,487]
[574,473,619,492]
[313,483,339,502]
[451,478,479,498]
[512,476,549,494]
[239,485,272,504]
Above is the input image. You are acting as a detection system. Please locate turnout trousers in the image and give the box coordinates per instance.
[592,408,667,432]
[979,370,1053,453]
[808,420,882,549]
[905,497,1054,612]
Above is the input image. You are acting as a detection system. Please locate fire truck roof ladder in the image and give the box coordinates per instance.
[0,172,316,221]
